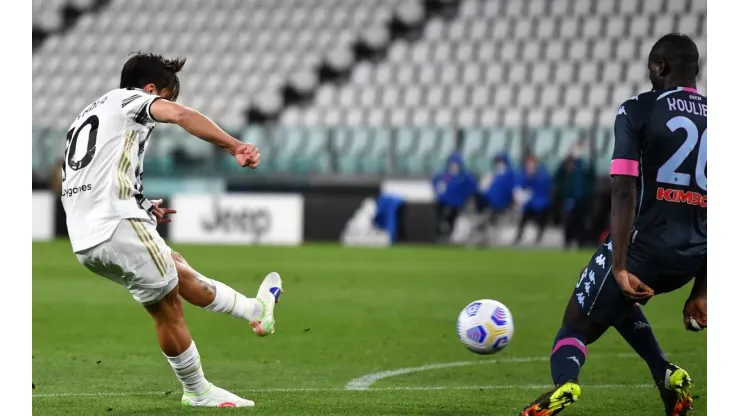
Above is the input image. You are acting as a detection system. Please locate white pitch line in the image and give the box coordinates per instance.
[34,352,699,399]
[31,383,655,399]
[379,384,655,391]
[344,353,636,391]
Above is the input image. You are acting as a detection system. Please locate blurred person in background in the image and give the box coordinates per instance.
[513,154,552,245]
[432,151,477,241]
[554,143,596,249]
[479,152,516,215]
[471,152,517,245]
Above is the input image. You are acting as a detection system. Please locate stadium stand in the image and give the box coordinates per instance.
[33,0,403,128]
[32,0,110,50]
[32,0,707,176]
[281,0,706,172]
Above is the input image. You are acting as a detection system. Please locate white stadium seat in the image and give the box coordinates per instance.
[32,0,707,146]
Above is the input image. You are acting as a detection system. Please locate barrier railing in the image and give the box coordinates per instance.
[32,124,615,179]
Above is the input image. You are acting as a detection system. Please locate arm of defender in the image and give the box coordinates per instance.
[683,262,707,331]
[149,99,259,167]
[610,175,636,274]
[610,99,654,300]
[689,262,707,299]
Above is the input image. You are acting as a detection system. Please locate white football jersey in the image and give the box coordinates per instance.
[61,88,161,252]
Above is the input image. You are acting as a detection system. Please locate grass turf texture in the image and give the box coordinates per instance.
[33,242,707,415]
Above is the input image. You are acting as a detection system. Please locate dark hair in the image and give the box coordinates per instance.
[120,52,186,101]
[649,33,700,80]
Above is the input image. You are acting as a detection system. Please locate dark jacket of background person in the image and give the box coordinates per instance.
[554,156,595,212]
[555,155,596,247]
[432,152,477,240]
[432,152,477,209]
[481,152,516,212]
[513,156,552,245]
[516,158,552,214]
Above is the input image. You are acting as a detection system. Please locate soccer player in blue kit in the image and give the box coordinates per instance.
[521,33,706,416]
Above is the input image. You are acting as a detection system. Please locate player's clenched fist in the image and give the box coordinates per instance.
[683,295,706,332]
[234,143,261,169]
[613,269,654,301]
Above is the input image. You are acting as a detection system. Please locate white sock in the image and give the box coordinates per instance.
[165,341,211,395]
[203,277,263,322]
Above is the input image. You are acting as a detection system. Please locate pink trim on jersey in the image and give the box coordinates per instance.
[552,337,587,356]
[680,87,700,94]
[610,159,639,177]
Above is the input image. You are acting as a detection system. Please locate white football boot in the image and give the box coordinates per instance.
[181,384,255,408]
[250,272,283,337]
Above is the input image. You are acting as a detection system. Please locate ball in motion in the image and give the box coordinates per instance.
[456,299,514,355]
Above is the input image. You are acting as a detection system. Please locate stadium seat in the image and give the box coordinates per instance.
[33,0,708,176]
[33,0,400,128]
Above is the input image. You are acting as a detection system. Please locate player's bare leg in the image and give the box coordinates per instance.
[144,285,254,408]
[144,285,192,358]
[171,251,283,336]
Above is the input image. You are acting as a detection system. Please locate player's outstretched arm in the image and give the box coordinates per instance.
[149,99,259,168]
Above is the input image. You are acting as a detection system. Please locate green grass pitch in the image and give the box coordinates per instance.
[32,241,706,415]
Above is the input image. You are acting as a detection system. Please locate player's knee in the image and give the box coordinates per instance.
[171,251,185,264]
[175,264,198,287]
[563,294,589,325]
[164,284,184,309]
[559,309,608,345]
[171,252,197,280]
[555,325,586,342]
[145,285,184,320]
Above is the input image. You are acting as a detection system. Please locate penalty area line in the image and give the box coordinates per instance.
[31,384,655,398]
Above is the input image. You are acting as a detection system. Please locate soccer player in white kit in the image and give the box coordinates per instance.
[60,53,283,408]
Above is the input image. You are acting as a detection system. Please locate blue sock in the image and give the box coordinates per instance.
[550,326,588,385]
[615,304,669,384]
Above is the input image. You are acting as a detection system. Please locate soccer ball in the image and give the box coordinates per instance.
[456,299,514,355]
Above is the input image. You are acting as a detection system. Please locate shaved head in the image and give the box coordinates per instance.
[648,33,700,90]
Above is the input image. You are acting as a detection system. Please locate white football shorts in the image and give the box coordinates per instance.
[75,218,178,305]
